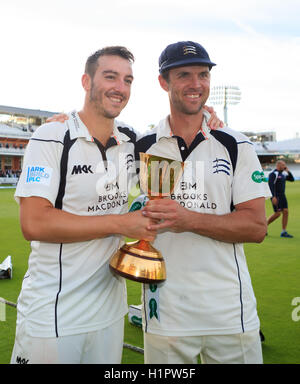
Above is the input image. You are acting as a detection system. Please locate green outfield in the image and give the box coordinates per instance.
[0,182,299,364]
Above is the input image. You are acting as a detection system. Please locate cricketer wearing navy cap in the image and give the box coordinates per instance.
[159,41,216,74]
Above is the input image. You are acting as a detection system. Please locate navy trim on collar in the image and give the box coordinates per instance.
[174,131,206,161]
[117,126,137,143]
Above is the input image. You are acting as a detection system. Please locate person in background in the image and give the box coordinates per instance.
[267,160,294,238]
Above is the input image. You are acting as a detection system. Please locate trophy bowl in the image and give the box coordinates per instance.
[109,153,184,283]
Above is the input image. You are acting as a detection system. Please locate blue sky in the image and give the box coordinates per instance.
[0,0,300,141]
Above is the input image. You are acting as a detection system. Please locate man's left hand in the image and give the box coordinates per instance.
[143,199,189,233]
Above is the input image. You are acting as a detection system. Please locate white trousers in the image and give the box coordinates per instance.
[10,318,124,364]
[144,329,263,364]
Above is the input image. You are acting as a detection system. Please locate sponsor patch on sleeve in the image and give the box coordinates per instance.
[251,170,268,183]
[25,166,53,186]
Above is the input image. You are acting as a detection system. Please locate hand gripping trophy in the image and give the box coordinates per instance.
[109,153,184,283]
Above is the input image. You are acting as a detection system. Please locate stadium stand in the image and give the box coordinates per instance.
[0,105,57,182]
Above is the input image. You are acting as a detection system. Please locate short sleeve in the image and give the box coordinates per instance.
[232,142,271,206]
[14,124,65,206]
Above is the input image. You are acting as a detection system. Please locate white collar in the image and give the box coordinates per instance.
[156,109,212,141]
[67,110,132,144]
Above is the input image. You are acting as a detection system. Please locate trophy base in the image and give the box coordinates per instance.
[109,241,166,284]
[109,265,164,284]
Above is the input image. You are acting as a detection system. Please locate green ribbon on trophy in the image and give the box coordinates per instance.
[149,284,157,292]
[147,284,160,321]
[149,298,159,320]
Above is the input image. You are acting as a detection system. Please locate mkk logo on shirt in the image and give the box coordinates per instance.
[25,166,52,186]
[71,164,93,175]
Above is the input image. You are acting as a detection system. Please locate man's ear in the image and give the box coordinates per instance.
[158,74,169,92]
[82,73,91,92]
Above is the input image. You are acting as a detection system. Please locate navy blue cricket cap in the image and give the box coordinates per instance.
[159,41,216,74]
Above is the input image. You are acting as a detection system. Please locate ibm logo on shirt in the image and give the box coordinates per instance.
[25,166,53,186]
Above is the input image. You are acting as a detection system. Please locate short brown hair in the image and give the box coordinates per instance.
[85,46,135,79]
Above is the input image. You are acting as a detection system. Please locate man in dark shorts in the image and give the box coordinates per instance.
[267,160,295,237]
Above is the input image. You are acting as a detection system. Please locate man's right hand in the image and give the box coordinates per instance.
[46,113,69,123]
[272,196,278,206]
[121,210,157,242]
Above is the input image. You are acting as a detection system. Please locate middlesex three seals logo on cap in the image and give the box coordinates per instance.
[159,41,216,73]
[183,45,197,55]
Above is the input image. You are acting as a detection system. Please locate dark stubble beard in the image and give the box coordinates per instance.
[173,98,206,115]
[89,80,122,119]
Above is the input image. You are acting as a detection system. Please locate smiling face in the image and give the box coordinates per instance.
[84,54,134,119]
[159,65,211,116]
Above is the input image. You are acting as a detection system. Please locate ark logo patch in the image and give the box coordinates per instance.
[25,166,53,186]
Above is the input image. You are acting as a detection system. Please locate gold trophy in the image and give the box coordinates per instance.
[109,153,184,283]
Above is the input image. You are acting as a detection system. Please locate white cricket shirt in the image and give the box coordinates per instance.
[15,111,137,337]
[137,111,271,336]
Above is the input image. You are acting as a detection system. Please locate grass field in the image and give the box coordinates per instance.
[0,182,299,364]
